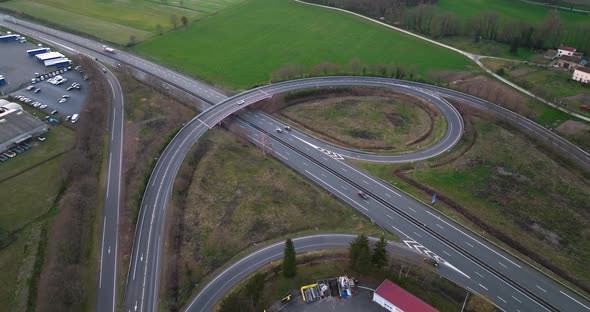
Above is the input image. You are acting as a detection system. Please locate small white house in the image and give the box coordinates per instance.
[372,279,438,312]
[557,46,576,57]
[573,67,590,84]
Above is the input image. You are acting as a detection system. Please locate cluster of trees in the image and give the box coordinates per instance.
[349,235,388,274]
[307,0,590,54]
[270,58,418,83]
[35,56,109,311]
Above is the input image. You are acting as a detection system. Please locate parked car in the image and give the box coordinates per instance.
[33,102,41,108]
[62,94,70,98]
[18,144,31,150]
[0,155,8,162]
[26,85,35,91]
[39,104,48,109]
[3,151,16,158]
[34,88,41,94]
[59,98,67,104]
[11,147,24,154]
[38,136,46,142]
[51,110,58,115]
[65,115,71,121]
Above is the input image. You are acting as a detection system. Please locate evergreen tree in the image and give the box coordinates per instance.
[349,234,371,274]
[283,239,297,278]
[372,236,388,268]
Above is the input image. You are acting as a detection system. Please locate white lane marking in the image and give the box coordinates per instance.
[413,232,422,238]
[341,167,347,172]
[99,216,106,288]
[320,173,327,177]
[465,241,474,248]
[424,210,522,268]
[391,225,411,239]
[479,284,488,291]
[536,285,547,293]
[436,223,444,230]
[498,262,508,268]
[304,170,367,211]
[559,291,590,310]
[386,214,393,219]
[340,185,347,190]
[512,296,522,303]
[276,152,288,161]
[408,207,416,212]
[443,250,451,256]
[474,271,484,278]
[303,162,308,167]
[362,180,369,185]
[106,153,112,196]
[385,193,391,198]
[497,296,507,303]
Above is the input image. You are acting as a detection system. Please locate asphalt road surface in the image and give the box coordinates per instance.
[3,16,589,312]
[96,67,125,311]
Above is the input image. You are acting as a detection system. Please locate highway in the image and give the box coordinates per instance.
[2,16,589,312]
[96,67,125,312]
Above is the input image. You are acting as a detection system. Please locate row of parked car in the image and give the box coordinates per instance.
[13,95,52,112]
[31,68,69,84]
[0,143,33,163]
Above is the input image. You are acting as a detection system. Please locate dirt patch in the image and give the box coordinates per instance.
[563,94,590,105]
[386,113,406,126]
[555,120,590,136]
[429,71,473,84]
[510,68,535,77]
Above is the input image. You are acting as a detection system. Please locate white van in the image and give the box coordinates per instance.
[71,114,79,123]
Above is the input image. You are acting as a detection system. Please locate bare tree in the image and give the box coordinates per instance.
[170,14,179,29]
[181,16,189,27]
[156,24,164,35]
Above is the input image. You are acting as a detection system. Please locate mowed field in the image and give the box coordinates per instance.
[134,0,475,89]
[0,0,241,45]
[436,0,588,25]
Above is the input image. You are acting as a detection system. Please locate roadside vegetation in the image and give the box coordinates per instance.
[356,103,590,294]
[160,128,388,311]
[134,0,475,89]
[0,0,242,45]
[34,56,109,311]
[0,125,74,310]
[308,0,590,56]
[114,71,195,302]
[258,87,446,153]
[217,237,496,312]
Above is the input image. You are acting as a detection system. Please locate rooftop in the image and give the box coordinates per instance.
[559,46,576,52]
[0,107,46,144]
[559,55,582,63]
[575,67,590,74]
[374,279,438,312]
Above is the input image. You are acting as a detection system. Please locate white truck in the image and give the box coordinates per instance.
[102,45,116,54]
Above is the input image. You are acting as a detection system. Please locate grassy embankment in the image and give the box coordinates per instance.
[159,128,392,310]
[0,125,75,310]
[134,0,475,89]
[268,90,446,153]
[356,107,590,294]
[0,0,242,45]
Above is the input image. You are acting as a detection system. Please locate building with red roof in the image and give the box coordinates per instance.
[558,46,577,58]
[372,279,438,312]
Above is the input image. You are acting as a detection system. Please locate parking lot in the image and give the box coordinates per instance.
[11,70,88,119]
[0,37,88,119]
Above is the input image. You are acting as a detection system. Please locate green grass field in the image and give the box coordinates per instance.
[276,93,446,153]
[134,0,475,89]
[437,0,588,26]
[0,0,241,45]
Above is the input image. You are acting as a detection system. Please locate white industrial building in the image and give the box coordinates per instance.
[373,280,438,312]
[0,99,47,152]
